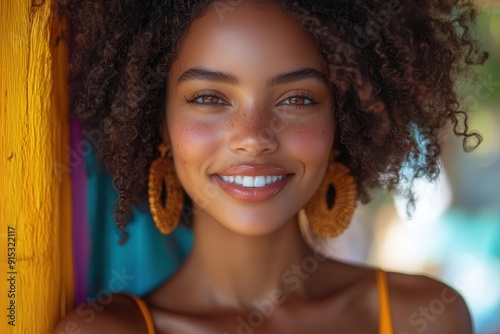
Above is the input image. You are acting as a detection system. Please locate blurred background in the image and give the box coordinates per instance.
[323,7,500,333]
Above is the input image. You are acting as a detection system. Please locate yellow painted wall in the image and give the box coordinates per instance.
[0,0,74,333]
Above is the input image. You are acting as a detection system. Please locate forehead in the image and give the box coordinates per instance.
[169,2,326,80]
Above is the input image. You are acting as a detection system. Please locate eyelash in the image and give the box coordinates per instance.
[185,90,319,108]
[185,91,228,106]
[278,91,318,108]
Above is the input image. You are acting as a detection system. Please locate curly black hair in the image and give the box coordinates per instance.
[64,0,488,239]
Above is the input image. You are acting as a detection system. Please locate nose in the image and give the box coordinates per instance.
[228,107,278,156]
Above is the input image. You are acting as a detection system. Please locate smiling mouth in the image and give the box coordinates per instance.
[218,175,286,188]
[213,165,293,202]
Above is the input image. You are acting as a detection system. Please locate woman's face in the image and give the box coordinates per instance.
[165,2,334,235]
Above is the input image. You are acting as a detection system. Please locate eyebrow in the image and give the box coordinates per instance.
[176,67,330,88]
[177,67,240,86]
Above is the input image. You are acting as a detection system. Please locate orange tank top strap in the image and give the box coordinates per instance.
[128,294,156,334]
[377,269,394,334]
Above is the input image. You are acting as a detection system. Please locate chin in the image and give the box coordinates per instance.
[224,222,284,236]
[213,209,297,237]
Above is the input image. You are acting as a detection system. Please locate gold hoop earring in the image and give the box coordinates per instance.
[304,153,357,238]
[148,143,184,234]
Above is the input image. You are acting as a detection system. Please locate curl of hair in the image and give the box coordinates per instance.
[64,0,488,237]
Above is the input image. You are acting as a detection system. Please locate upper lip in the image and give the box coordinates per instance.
[215,165,292,176]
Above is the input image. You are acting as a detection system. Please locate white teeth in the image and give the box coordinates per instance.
[242,176,254,187]
[254,176,266,187]
[220,175,286,188]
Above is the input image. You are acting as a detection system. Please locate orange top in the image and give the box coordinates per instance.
[377,269,394,334]
[129,269,394,334]
[129,294,156,334]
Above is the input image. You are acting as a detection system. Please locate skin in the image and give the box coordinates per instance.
[54,2,472,333]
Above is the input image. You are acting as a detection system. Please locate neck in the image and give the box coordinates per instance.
[184,210,317,310]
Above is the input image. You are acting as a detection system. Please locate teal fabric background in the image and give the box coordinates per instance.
[85,150,193,297]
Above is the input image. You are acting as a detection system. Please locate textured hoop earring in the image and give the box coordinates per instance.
[304,152,357,238]
[148,143,184,234]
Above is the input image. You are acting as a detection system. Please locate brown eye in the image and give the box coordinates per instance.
[201,96,220,104]
[192,95,225,104]
[187,91,228,106]
[281,96,313,106]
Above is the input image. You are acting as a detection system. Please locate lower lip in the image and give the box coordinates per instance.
[214,175,291,202]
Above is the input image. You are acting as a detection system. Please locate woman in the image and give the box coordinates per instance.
[55,0,487,332]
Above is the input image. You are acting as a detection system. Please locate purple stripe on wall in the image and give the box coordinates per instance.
[70,119,90,306]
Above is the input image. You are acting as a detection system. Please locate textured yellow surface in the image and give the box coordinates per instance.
[0,1,74,333]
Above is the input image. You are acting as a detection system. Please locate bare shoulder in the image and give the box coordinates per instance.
[52,293,149,334]
[386,271,472,334]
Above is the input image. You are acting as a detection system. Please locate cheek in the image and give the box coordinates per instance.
[168,114,222,165]
[282,117,334,164]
